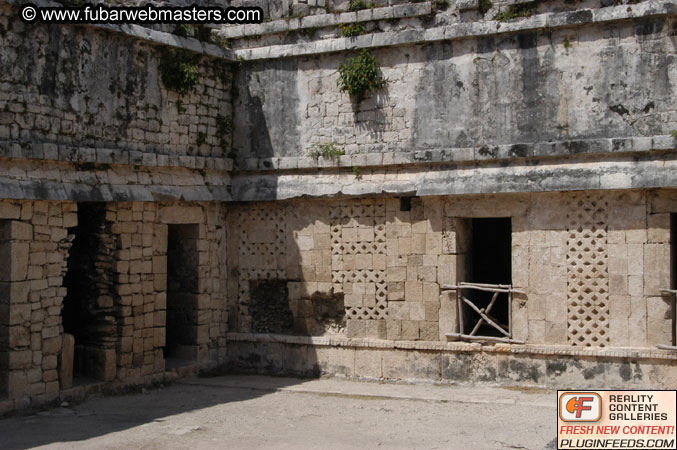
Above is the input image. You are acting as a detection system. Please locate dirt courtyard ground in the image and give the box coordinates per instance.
[0,375,556,450]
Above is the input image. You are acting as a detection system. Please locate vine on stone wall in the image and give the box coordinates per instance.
[336,49,386,103]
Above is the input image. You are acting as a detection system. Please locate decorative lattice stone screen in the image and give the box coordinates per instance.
[566,194,610,347]
[236,206,287,330]
[330,202,388,320]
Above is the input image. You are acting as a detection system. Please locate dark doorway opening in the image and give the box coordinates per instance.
[62,203,116,384]
[164,224,199,367]
[464,218,512,337]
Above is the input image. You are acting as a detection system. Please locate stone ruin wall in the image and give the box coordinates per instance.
[232,3,675,163]
[228,0,675,203]
[0,200,227,403]
[0,0,675,411]
[227,190,673,347]
[0,3,233,161]
[234,18,675,163]
[0,2,234,204]
[0,1,234,406]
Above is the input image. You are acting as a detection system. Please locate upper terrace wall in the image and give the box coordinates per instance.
[0,0,674,203]
[233,14,675,161]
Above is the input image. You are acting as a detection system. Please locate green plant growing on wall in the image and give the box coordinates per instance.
[339,23,366,37]
[337,49,386,103]
[349,0,368,11]
[672,130,677,138]
[494,2,536,21]
[478,0,493,14]
[352,166,362,178]
[563,37,572,48]
[174,24,194,37]
[212,35,233,49]
[159,50,200,94]
[308,142,345,163]
[216,114,233,153]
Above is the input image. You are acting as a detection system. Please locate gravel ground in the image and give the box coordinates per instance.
[0,375,557,450]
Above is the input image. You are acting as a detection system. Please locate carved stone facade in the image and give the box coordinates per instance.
[225,191,674,352]
[0,0,675,415]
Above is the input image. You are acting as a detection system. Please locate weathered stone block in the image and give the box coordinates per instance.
[0,204,21,220]
[528,320,545,343]
[422,282,439,303]
[646,296,672,346]
[647,213,670,243]
[355,349,382,378]
[8,303,31,325]
[419,322,439,341]
[438,291,458,340]
[0,243,28,282]
[315,347,354,377]
[346,319,366,338]
[404,281,422,302]
[643,244,670,296]
[8,325,30,347]
[628,296,647,347]
[9,350,32,369]
[387,266,406,282]
[386,320,401,340]
[158,206,203,224]
[545,321,567,344]
[436,254,456,286]
[387,282,404,301]
[401,320,419,340]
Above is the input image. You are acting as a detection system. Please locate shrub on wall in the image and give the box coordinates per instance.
[349,0,369,11]
[336,49,386,103]
[307,142,345,163]
[339,23,366,37]
[158,50,200,94]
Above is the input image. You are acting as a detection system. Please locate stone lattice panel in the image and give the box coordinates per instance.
[330,201,387,320]
[566,194,610,347]
[236,206,287,328]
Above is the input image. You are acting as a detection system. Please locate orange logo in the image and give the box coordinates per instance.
[566,396,595,418]
[559,392,602,422]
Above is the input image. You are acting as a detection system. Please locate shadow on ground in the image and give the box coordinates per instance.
[0,374,306,450]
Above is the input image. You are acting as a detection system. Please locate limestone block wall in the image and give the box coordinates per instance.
[232,13,674,163]
[227,189,675,349]
[109,202,227,380]
[0,199,227,405]
[0,200,74,400]
[0,4,233,161]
